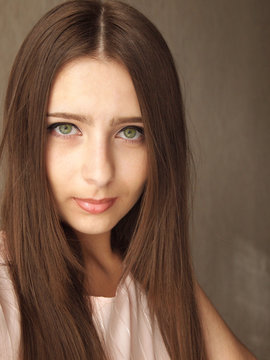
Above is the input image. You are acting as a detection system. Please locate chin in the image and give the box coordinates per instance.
[63,216,116,237]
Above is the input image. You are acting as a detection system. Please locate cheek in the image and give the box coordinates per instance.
[118,149,148,190]
[45,142,75,190]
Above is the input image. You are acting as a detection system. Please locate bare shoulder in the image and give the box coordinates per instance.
[195,281,257,360]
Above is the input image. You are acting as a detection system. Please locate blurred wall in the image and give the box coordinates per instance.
[0,0,269,359]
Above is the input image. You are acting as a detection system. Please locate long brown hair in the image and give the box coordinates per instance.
[0,1,206,359]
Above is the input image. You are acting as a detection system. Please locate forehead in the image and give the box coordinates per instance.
[48,57,141,119]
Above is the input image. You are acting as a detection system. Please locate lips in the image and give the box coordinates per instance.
[74,197,117,214]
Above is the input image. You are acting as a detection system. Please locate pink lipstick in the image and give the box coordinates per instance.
[74,197,117,214]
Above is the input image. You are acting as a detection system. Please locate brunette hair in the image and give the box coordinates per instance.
[0,1,206,359]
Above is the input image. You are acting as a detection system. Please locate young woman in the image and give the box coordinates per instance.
[0,1,256,359]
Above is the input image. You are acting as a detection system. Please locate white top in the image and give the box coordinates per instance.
[91,274,169,359]
[0,234,169,359]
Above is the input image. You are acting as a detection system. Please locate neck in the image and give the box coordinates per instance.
[75,230,123,297]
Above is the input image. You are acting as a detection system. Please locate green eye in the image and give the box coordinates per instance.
[117,126,144,142]
[58,124,73,134]
[47,122,80,137]
[123,127,137,139]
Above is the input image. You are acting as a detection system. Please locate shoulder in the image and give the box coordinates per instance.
[0,230,21,358]
[195,281,257,360]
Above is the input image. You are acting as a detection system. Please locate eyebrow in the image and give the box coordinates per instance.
[46,112,143,126]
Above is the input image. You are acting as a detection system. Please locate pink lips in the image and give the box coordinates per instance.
[74,197,117,214]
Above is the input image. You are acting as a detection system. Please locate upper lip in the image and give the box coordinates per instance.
[74,197,116,204]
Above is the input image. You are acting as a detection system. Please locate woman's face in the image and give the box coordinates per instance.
[46,57,147,240]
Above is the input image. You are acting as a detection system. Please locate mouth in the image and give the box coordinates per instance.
[73,197,117,214]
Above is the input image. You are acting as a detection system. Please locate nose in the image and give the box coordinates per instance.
[81,137,114,188]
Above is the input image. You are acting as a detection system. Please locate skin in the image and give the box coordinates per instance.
[196,283,257,359]
[46,57,147,296]
[45,56,256,359]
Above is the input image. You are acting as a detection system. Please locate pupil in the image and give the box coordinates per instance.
[124,128,136,138]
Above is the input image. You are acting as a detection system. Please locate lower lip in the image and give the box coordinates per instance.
[74,198,117,214]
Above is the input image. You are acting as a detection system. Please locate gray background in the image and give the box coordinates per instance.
[0,1,269,359]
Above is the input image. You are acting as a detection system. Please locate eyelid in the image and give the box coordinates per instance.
[117,125,145,137]
[119,125,144,132]
[47,121,80,129]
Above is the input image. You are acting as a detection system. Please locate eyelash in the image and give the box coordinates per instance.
[47,122,144,143]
